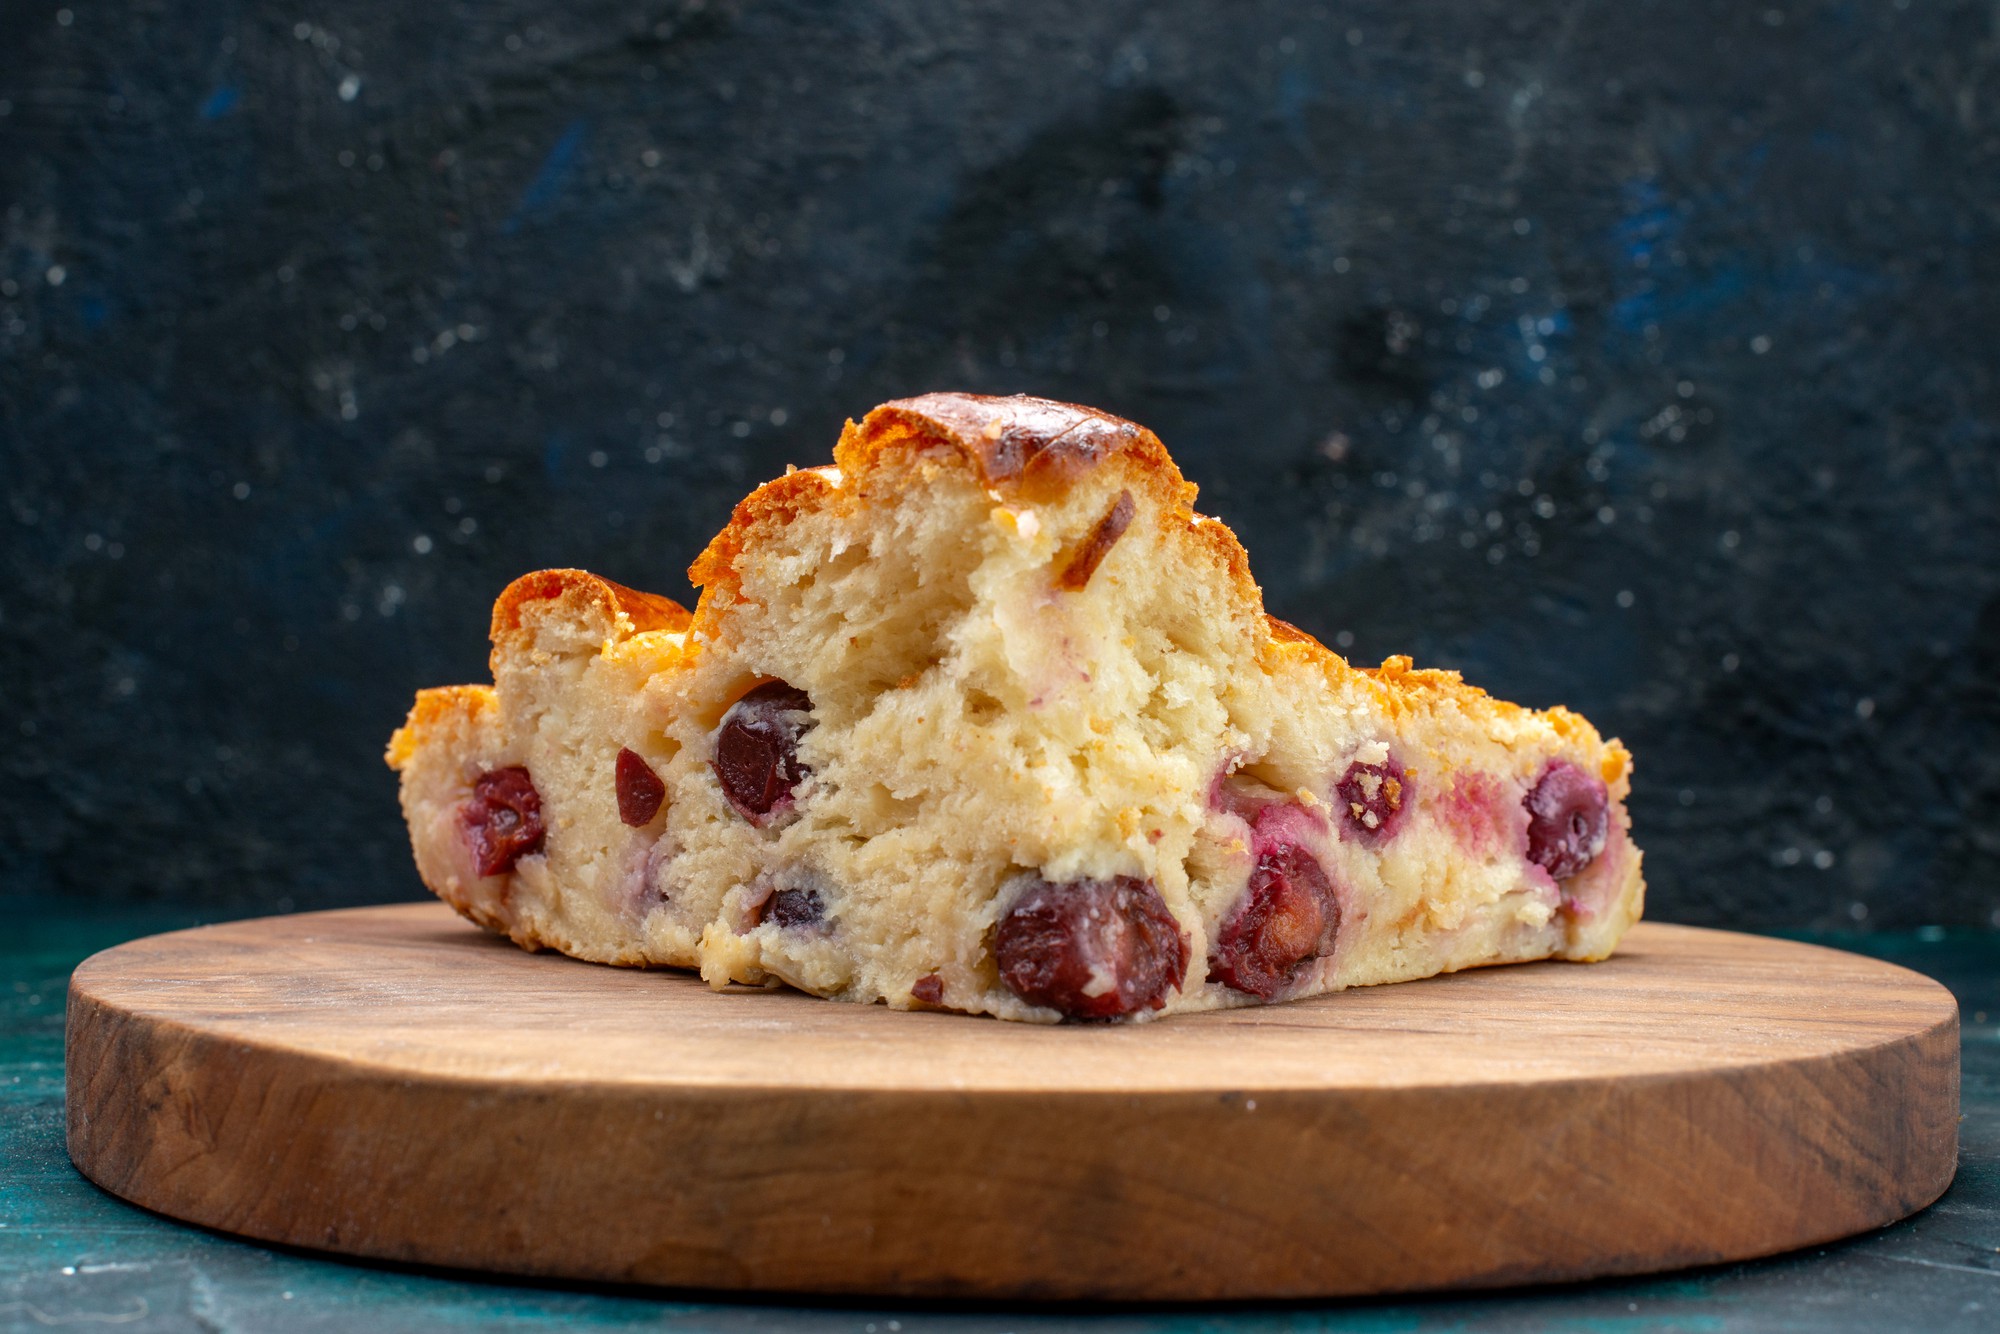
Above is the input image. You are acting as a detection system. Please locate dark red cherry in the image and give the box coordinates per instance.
[910,973,945,1005]
[714,681,814,821]
[767,886,825,929]
[1336,756,1413,841]
[1524,760,1610,879]
[462,766,545,877]
[994,876,1187,1020]
[615,747,666,827]
[1208,843,1339,999]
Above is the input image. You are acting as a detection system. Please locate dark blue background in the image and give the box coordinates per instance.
[3,1,1996,930]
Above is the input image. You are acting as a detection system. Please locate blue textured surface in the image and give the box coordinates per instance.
[7,7,1999,1323]
[1,2,1997,931]
[4,910,1997,1331]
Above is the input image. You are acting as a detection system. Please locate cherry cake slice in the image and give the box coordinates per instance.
[389,394,1642,1022]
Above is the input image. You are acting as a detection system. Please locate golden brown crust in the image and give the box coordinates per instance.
[686,467,842,598]
[1255,630,1635,814]
[492,568,691,645]
[1263,623,1566,749]
[850,393,1174,502]
[385,684,497,770]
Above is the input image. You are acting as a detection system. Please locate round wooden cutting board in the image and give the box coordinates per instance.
[65,904,1957,1301]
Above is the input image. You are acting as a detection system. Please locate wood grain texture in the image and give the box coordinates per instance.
[64,905,1959,1301]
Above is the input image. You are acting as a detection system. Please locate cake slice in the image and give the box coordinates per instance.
[385,570,691,964]
[389,394,1642,1021]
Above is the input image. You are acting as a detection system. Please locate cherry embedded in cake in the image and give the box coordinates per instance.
[765,884,826,930]
[713,682,815,823]
[1208,843,1340,1000]
[462,767,545,877]
[388,393,1643,1021]
[993,876,1189,1020]
[1336,757,1413,842]
[1524,760,1611,880]
[615,748,666,828]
